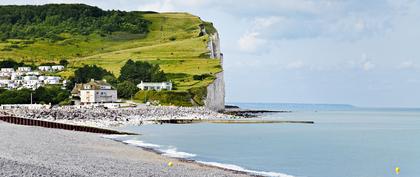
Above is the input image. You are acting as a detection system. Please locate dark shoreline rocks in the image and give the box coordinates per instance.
[224,109,292,118]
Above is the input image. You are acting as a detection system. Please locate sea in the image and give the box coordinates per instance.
[107,103,420,177]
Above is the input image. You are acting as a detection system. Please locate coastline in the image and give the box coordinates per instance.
[103,136,293,177]
[1,106,239,128]
[0,122,250,177]
[0,106,297,177]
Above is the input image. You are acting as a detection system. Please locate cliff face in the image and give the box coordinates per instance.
[205,71,225,112]
[205,32,225,112]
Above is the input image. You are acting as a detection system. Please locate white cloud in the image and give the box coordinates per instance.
[252,16,283,30]
[237,16,283,52]
[238,32,266,52]
[362,61,375,71]
[286,61,305,69]
[397,61,418,70]
[137,0,175,12]
[360,54,376,71]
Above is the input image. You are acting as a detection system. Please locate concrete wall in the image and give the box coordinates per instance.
[80,90,117,103]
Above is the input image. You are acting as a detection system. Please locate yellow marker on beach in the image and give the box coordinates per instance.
[395,167,400,175]
[168,161,173,167]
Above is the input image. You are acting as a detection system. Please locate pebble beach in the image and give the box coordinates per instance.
[1,105,238,127]
[0,122,250,177]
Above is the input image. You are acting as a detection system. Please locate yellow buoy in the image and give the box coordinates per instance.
[395,167,400,175]
[168,161,173,167]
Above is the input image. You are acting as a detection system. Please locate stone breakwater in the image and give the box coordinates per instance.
[0,106,238,127]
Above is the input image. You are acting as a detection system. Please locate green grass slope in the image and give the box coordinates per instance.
[0,10,222,105]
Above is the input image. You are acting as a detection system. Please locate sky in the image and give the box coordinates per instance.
[2,0,420,107]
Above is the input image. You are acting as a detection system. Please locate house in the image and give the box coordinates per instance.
[52,65,65,71]
[1,68,15,73]
[0,79,12,88]
[43,76,61,85]
[38,66,52,72]
[137,81,172,91]
[72,79,118,104]
[17,67,32,72]
[11,74,23,81]
[23,75,38,81]
[26,71,40,76]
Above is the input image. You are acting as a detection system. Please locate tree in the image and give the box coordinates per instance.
[0,4,151,40]
[34,86,70,105]
[116,81,139,99]
[0,89,32,104]
[119,59,167,84]
[59,59,69,67]
[0,59,25,69]
[73,65,113,83]
[103,75,118,86]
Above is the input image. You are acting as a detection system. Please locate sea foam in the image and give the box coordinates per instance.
[101,134,130,139]
[123,139,161,148]
[159,147,197,158]
[196,161,294,177]
[112,138,292,177]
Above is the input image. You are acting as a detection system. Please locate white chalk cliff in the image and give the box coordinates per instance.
[205,32,225,112]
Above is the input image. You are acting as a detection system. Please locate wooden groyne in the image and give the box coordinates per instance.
[0,116,138,135]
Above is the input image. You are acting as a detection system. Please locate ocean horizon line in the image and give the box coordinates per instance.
[228,102,420,110]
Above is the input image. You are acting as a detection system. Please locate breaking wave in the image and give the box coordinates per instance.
[103,136,293,177]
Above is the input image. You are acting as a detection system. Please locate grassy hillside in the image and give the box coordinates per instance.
[0,5,222,105]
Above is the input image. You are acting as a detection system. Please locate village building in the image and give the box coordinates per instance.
[43,76,61,85]
[52,65,65,71]
[137,81,172,91]
[17,67,32,72]
[72,79,118,104]
[1,68,15,73]
[26,71,40,76]
[38,66,52,72]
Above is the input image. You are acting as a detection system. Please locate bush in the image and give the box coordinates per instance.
[119,59,166,84]
[0,89,32,104]
[117,81,139,99]
[169,36,177,41]
[34,86,70,105]
[189,86,207,106]
[193,74,213,81]
[73,65,113,83]
[0,59,26,69]
[59,59,69,67]
[134,90,192,107]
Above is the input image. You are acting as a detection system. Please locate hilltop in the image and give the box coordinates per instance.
[0,4,224,109]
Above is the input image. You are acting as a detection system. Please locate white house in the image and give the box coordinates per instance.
[17,67,32,72]
[38,66,52,72]
[72,79,118,104]
[52,65,65,71]
[11,74,23,81]
[43,76,61,85]
[137,81,172,91]
[1,68,15,73]
[23,75,38,81]
[0,79,12,88]
[7,82,18,89]
[26,71,40,76]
